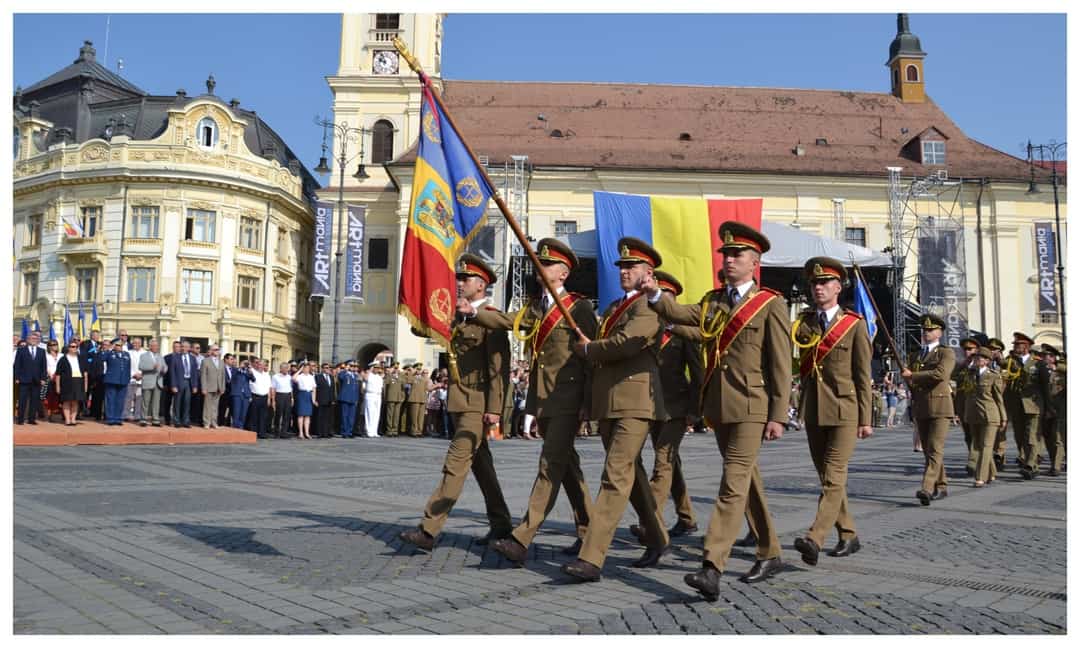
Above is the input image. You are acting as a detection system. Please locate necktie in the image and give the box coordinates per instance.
[183,354,190,377]
[921,346,929,358]
[728,287,739,307]
[818,312,829,332]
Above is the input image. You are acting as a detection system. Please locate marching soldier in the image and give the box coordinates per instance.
[405,363,428,437]
[630,270,703,541]
[965,346,1007,487]
[901,313,955,505]
[464,238,596,563]
[987,337,1009,468]
[953,338,981,476]
[561,237,670,582]
[1052,352,1067,474]
[1001,332,1042,479]
[399,254,513,550]
[643,221,789,600]
[382,363,405,437]
[790,257,872,566]
[1039,344,1065,475]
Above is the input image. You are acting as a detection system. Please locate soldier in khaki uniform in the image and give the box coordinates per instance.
[987,337,1009,468]
[1038,344,1065,475]
[399,255,513,550]
[405,363,429,437]
[790,257,873,566]
[465,238,597,563]
[965,346,1007,486]
[561,238,670,582]
[1001,332,1042,479]
[629,270,702,541]
[1052,353,1066,474]
[643,221,790,600]
[382,364,405,437]
[901,313,955,505]
[952,338,980,476]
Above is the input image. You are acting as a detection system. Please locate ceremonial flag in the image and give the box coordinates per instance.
[48,320,57,342]
[398,84,494,347]
[21,318,29,340]
[853,270,879,342]
[64,309,75,345]
[593,191,763,309]
[90,303,101,332]
[77,303,86,338]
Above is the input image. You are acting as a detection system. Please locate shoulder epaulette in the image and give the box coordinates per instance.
[843,308,865,320]
[758,287,782,297]
[700,288,725,304]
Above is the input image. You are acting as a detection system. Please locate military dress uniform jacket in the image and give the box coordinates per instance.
[793,309,873,427]
[473,294,597,418]
[656,325,704,421]
[383,374,405,403]
[651,286,791,425]
[405,374,429,404]
[908,346,956,419]
[448,310,510,416]
[952,359,978,423]
[963,368,1007,425]
[585,294,666,421]
[1002,354,1042,414]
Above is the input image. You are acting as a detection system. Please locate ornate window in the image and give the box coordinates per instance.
[181,268,213,305]
[21,272,38,306]
[185,209,216,242]
[371,119,395,164]
[234,340,257,363]
[26,213,42,248]
[130,206,160,238]
[239,217,262,250]
[196,117,218,149]
[75,267,97,303]
[236,275,260,310]
[81,205,101,237]
[126,267,157,302]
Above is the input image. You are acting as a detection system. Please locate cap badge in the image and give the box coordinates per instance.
[724,231,734,244]
[539,244,550,258]
[620,244,630,258]
[813,263,823,275]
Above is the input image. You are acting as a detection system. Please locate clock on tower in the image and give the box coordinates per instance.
[372,50,400,75]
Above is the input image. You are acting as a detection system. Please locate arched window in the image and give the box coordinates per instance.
[370,119,395,164]
[905,64,920,82]
[196,117,218,149]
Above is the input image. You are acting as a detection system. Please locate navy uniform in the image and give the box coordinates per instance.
[103,339,132,426]
[337,365,360,438]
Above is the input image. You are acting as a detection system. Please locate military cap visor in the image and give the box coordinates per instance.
[456,254,497,285]
[987,338,1006,351]
[960,337,979,350]
[977,346,994,360]
[920,314,945,330]
[614,236,662,267]
[1042,343,1060,356]
[535,238,578,270]
[803,256,847,282]
[653,270,683,296]
[717,221,771,254]
[1012,331,1035,345]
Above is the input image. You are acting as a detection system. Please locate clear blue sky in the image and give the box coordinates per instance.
[14,13,1066,184]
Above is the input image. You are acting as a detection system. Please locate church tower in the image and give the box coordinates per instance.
[887,13,927,103]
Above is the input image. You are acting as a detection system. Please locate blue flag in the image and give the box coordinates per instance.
[33,319,41,333]
[853,271,879,342]
[21,318,29,340]
[64,309,75,345]
[48,320,57,342]
[91,303,100,332]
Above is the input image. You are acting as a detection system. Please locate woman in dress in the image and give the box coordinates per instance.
[292,362,316,439]
[884,372,899,428]
[54,341,88,425]
[43,339,62,421]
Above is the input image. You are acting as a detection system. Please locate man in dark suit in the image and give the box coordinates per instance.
[161,340,181,425]
[314,362,335,438]
[226,355,251,429]
[168,340,200,427]
[14,331,47,424]
[79,331,105,420]
[218,353,234,426]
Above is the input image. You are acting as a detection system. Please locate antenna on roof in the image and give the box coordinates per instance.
[103,16,110,67]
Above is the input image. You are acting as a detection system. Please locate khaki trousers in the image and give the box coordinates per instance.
[578,418,668,568]
[420,411,513,538]
[407,402,425,436]
[385,401,403,436]
[646,419,696,527]
[1008,408,1040,471]
[701,422,782,571]
[511,414,593,547]
[961,423,978,472]
[1043,414,1065,472]
[917,417,950,493]
[972,424,999,483]
[804,423,857,547]
[203,391,222,427]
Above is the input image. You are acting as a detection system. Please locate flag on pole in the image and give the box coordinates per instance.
[853,269,879,342]
[397,83,494,347]
[48,320,57,342]
[77,303,86,338]
[62,209,84,238]
[91,303,101,332]
[33,319,41,333]
[64,309,75,345]
[21,318,29,340]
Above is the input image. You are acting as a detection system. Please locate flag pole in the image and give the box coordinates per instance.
[850,259,906,372]
[393,38,588,342]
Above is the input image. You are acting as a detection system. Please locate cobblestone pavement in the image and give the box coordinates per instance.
[13,423,1066,634]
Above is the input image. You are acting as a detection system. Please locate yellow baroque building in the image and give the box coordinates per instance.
[324,13,1065,366]
[13,41,321,364]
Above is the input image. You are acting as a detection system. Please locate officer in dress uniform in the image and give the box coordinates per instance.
[790,258,873,566]
[986,337,1009,468]
[629,270,703,542]
[399,254,513,551]
[1051,352,1066,474]
[1038,344,1065,475]
[560,237,670,582]
[966,346,1007,487]
[465,238,597,563]
[405,363,428,437]
[382,364,405,437]
[953,338,981,476]
[901,313,955,505]
[336,362,360,438]
[102,337,132,426]
[1002,332,1042,479]
[644,222,790,600]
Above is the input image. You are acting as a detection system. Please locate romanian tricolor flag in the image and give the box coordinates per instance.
[594,191,763,308]
[398,84,493,347]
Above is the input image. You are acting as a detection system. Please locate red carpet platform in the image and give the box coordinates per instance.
[13,420,257,446]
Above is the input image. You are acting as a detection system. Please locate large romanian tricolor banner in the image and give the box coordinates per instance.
[594,191,763,308]
[398,85,493,348]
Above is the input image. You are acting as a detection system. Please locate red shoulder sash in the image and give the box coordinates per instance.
[533,292,584,352]
[599,292,644,339]
[799,312,861,379]
[702,289,779,385]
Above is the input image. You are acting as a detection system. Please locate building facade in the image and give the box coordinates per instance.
[323,13,1066,366]
[13,41,321,364]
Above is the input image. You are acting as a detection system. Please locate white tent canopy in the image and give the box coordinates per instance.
[557,221,893,268]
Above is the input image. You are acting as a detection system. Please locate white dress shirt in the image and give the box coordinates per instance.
[295,373,316,392]
[249,370,272,396]
[272,373,293,393]
[818,303,842,328]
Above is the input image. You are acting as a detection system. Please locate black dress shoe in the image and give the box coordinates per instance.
[669,520,698,537]
[475,529,510,546]
[399,528,435,551]
[994,455,1005,469]
[740,557,783,584]
[827,537,861,558]
[916,490,932,506]
[491,537,527,564]
[561,559,601,582]
[629,524,647,545]
[734,531,757,548]
[1020,466,1035,480]
[631,544,669,568]
[793,537,820,566]
[684,565,721,601]
[932,489,948,500]
[561,538,583,555]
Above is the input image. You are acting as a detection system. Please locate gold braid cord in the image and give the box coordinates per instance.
[1001,356,1024,385]
[791,316,823,378]
[512,306,540,345]
[698,296,729,370]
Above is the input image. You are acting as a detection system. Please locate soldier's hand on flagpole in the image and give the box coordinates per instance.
[857,425,873,439]
[900,367,913,379]
[638,273,660,299]
[763,421,784,441]
[573,338,590,358]
[456,297,476,317]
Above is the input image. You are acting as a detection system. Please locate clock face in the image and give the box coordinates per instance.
[373,50,399,75]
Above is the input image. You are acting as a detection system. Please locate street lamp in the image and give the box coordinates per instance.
[313,116,372,364]
[1026,140,1067,351]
